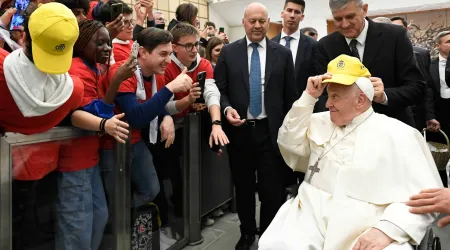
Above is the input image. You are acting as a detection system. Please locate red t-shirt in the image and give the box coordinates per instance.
[113,41,133,63]
[57,58,101,172]
[0,48,84,180]
[87,0,98,20]
[99,60,166,149]
[164,58,214,118]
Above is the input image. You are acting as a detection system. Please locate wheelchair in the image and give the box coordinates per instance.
[285,183,441,250]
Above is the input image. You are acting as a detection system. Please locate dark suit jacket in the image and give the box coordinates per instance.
[214,37,298,148]
[317,18,426,126]
[271,33,318,94]
[412,49,433,129]
[430,57,450,127]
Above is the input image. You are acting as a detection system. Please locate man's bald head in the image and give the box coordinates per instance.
[244,2,268,18]
[242,2,270,43]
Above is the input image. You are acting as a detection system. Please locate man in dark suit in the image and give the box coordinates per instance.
[428,31,450,186]
[271,0,317,186]
[271,0,318,108]
[215,2,298,249]
[384,16,438,130]
[317,0,425,126]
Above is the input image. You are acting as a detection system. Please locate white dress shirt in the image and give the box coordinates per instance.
[280,30,301,65]
[345,19,388,105]
[345,19,369,63]
[438,54,450,99]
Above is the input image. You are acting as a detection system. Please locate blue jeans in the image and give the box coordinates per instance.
[99,140,160,208]
[55,165,108,250]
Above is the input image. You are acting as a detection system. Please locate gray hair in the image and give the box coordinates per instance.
[329,0,364,11]
[434,31,450,44]
[373,17,392,24]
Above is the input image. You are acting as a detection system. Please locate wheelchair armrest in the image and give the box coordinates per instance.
[285,183,301,199]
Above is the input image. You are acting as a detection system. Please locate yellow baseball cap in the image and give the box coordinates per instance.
[323,54,371,85]
[29,2,79,74]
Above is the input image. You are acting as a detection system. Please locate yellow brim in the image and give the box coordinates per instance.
[32,41,73,74]
[322,73,358,85]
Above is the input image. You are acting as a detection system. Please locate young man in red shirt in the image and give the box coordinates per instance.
[98,27,192,239]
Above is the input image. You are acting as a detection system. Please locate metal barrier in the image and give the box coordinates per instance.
[0,113,235,250]
[0,127,131,250]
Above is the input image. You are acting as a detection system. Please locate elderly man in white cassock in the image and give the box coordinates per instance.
[258,54,444,250]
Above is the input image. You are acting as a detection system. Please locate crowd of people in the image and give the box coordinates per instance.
[0,0,450,249]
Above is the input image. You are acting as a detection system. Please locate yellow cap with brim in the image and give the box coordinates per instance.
[29,3,79,74]
[322,54,371,85]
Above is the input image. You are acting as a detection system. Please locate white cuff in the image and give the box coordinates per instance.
[296,91,319,106]
[165,96,180,115]
[381,92,388,105]
[373,221,410,244]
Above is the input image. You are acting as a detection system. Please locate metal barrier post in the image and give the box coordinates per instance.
[184,113,204,246]
[0,136,12,250]
[113,138,131,250]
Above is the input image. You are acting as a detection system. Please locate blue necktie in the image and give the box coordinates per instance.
[284,36,292,50]
[249,43,262,118]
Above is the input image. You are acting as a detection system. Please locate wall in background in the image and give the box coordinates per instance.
[371,10,450,57]
[208,6,229,34]
[152,0,209,28]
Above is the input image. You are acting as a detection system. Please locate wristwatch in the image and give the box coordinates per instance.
[212,120,222,126]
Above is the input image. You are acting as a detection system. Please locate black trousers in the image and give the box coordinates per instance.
[147,128,184,225]
[227,119,291,236]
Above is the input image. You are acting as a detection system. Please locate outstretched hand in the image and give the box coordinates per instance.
[407,188,450,227]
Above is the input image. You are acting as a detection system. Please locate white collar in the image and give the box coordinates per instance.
[246,36,266,49]
[439,54,447,63]
[345,19,369,46]
[281,29,301,40]
[343,106,374,129]
[112,38,130,45]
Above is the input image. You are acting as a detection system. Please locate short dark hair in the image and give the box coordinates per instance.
[55,0,90,16]
[390,16,407,28]
[23,2,39,61]
[170,22,199,44]
[205,21,216,29]
[175,3,198,26]
[284,0,305,13]
[137,27,173,54]
[96,0,133,25]
[300,27,317,35]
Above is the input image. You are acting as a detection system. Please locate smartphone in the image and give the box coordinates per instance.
[111,3,123,22]
[10,0,30,31]
[195,71,206,104]
[219,27,224,34]
[131,41,139,62]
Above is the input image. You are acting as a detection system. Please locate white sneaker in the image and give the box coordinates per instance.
[211,208,224,217]
[160,230,177,249]
[202,216,215,226]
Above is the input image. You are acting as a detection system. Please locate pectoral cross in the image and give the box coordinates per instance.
[307,161,320,183]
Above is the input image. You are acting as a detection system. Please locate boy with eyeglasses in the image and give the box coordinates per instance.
[156,23,228,219]
[95,0,134,62]
[165,22,227,148]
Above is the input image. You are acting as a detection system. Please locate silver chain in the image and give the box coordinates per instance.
[315,111,374,163]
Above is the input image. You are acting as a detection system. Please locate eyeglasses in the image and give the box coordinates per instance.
[175,41,201,52]
[123,19,136,27]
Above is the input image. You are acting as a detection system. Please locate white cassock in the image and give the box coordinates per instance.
[258,92,444,250]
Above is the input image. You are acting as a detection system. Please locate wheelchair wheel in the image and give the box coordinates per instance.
[417,228,437,250]
[433,237,441,250]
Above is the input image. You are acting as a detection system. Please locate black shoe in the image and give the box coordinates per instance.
[235,234,255,250]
